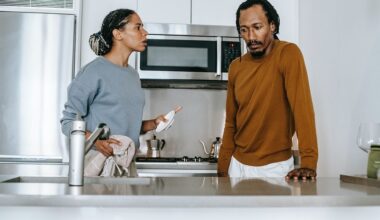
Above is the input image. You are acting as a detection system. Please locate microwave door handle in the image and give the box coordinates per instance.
[215,36,222,79]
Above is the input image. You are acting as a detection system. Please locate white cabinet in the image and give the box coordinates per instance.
[137,0,191,24]
[192,0,244,26]
[80,0,138,67]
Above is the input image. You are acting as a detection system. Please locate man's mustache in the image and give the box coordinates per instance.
[247,40,263,47]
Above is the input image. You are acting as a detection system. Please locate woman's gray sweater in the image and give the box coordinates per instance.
[60,57,145,146]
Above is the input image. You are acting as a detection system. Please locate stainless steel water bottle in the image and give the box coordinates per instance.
[69,114,86,186]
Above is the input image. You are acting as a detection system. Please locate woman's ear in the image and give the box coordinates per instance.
[112,29,122,40]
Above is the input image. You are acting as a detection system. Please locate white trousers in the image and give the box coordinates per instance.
[228,156,294,178]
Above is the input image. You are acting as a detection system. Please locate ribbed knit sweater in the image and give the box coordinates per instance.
[218,40,318,175]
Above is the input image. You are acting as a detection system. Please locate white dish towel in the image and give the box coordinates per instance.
[84,135,136,177]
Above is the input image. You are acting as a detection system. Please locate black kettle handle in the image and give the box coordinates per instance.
[161,139,166,150]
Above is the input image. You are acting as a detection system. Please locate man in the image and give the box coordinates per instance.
[218,0,318,180]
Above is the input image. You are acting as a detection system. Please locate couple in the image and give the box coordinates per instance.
[61,0,318,180]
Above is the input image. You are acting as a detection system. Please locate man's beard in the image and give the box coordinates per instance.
[247,40,266,58]
[250,50,266,58]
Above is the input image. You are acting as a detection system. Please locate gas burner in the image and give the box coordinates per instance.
[179,156,218,163]
[181,156,189,162]
[194,156,201,162]
[136,157,177,163]
[136,156,218,163]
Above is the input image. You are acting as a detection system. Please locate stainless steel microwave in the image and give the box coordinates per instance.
[136,23,244,81]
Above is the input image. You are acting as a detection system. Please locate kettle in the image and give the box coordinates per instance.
[146,135,166,158]
[200,137,221,159]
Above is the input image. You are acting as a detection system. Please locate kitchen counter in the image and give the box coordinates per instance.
[0,176,379,207]
[1,176,379,219]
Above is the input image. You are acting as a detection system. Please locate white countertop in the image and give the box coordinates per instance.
[0,176,379,208]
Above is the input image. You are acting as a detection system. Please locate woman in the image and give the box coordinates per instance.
[61,9,166,157]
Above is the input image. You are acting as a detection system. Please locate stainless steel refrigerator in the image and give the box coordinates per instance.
[0,11,75,172]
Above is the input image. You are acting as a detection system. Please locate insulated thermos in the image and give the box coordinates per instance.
[69,114,86,186]
[367,145,380,179]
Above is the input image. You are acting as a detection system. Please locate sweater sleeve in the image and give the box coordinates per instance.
[60,78,98,137]
[218,61,239,175]
[282,44,318,170]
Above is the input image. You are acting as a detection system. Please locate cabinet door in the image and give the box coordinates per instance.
[81,0,138,67]
[137,0,191,24]
[192,0,244,26]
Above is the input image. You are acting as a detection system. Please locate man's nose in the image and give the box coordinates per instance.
[247,28,257,40]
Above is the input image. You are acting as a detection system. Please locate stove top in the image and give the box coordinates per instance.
[136,156,217,163]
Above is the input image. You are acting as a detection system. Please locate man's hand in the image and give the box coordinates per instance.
[286,168,316,181]
[94,138,121,157]
[217,172,228,177]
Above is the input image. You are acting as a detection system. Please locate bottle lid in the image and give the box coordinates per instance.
[75,112,83,121]
[370,144,380,149]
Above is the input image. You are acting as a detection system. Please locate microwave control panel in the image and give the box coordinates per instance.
[222,41,242,73]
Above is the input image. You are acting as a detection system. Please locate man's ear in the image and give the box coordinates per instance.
[112,29,122,40]
[270,22,276,33]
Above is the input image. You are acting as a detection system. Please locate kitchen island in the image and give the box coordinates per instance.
[0,176,379,219]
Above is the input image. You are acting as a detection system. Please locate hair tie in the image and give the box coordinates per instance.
[98,32,110,48]
[89,31,110,56]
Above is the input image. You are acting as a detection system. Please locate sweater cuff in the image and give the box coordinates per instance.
[300,157,317,171]
[217,155,232,175]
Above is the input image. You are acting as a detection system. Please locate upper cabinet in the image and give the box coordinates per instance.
[137,0,240,26]
[137,0,191,24]
[192,0,244,26]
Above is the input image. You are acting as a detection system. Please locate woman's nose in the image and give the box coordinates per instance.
[142,27,148,36]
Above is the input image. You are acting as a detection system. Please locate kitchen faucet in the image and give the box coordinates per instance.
[69,114,110,186]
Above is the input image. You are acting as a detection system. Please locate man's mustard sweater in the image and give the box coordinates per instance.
[218,40,318,175]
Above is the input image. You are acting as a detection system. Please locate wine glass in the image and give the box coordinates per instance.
[357,122,380,153]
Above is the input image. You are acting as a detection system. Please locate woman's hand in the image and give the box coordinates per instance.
[94,138,121,157]
[153,114,168,128]
[140,116,167,134]
[153,106,182,129]
[141,106,183,134]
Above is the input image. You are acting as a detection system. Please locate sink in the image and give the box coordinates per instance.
[1,176,151,185]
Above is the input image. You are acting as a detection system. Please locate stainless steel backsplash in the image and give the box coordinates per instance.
[139,89,227,158]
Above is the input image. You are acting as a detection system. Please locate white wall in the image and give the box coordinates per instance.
[80,0,137,66]
[270,0,299,44]
[299,0,380,177]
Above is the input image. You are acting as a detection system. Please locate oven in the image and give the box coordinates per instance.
[136,23,243,81]
[135,156,217,177]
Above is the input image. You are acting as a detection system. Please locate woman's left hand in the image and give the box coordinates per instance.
[141,106,182,133]
[153,114,168,128]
